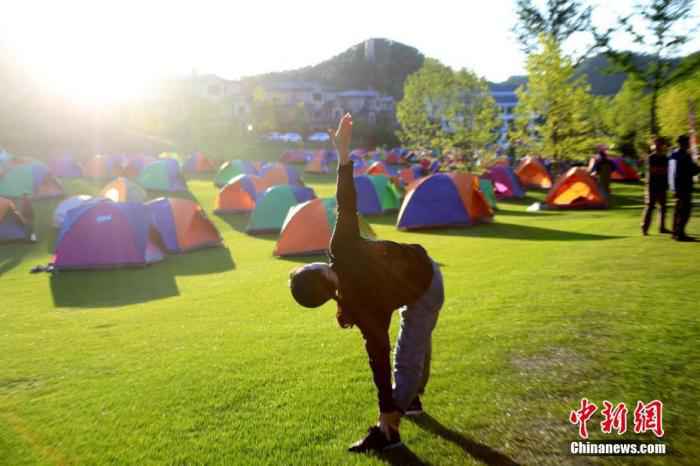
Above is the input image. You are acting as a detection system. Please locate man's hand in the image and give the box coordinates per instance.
[378,411,401,440]
[330,113,352,166]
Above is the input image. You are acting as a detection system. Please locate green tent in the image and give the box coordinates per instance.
[137,160,187,192]
[479,178,498,210]
[247,185,316,234]
[0,161,63,199]
[214,160,256,187]
[369,175,401,211]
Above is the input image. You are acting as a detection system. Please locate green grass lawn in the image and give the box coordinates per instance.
[1,171,699,465]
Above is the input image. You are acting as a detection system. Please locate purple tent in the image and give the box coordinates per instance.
[53,199,164,269]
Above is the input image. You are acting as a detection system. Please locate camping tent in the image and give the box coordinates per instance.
[53,195,94,228]
[0,197,29,242]
[280,150,312,164]
[101,177,147,203]
[397,172,493,230]
[274,198,376,257]
[483,165,525,199]
[214,160,257,187]
[147,198,222,253]
[515,156,552,189]
[183,153,216,173]
[385,150,402,165]
[366,161,399,177]
[137,159,188,192]
[478,178,498,209]
[398,165,425,187]
[350,148,368,159]
[0,161,64,199]
[214,174,268,214]
[611,157,640,181]
[247,185,316,234]
[545,168,608,209]
[83,155,119,179]
[49,157,82,178]
[123,155,156,178]
[259,163,302,187]
[53,199,165,269]
[354,174,402,216]
[304,155,329,174]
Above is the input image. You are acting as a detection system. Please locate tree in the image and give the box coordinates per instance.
[513,35,599,160]
[596,0,700,135]
[513,0,594,62]
[658,67,700,137]
[603,77,652,157]
[397,59,500,153]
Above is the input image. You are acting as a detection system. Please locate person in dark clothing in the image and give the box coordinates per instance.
[641,137,671,235]
[19,194,37,242]
[289,114,444,453]
[590,145,616,199]
[669,134,700,241]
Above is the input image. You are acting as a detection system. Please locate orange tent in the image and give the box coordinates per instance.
[100,177,147,203]
[304,157,329,174]
[545,168,608,209]
[214,175,268,214]
[147,198,223,253]
[184,153,216,173]
[515,156,552,189]
[274,198,375,257]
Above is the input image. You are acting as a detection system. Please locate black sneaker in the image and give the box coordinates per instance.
[404,397,423,416]
[348,426,402,453]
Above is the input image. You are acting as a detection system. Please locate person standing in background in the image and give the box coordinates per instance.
[641,137,671,235]
[590,144,616,200]
[669,135,700,241]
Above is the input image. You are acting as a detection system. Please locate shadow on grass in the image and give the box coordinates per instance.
[407,414,521,466]
[49,247,235,308]
[0,243,32,276]
[414,221,621,241]
[163,246,236,276]
[277,254,327,264]
[375,445,427,466]
[216,212,250,234]
[50,264,180,308]
[215,213,280,241]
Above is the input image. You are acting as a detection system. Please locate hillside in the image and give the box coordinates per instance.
[243,38,425,99]
[244,39,696,98]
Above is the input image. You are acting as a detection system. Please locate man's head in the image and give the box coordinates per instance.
[289,262,338,308]
[677,134,690,151]
[653,136,668,154]
[596,144,608,157]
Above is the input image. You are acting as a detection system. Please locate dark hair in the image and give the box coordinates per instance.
[290,267,335,308]
[677,134,690,148]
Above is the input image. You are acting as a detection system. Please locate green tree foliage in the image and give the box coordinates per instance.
[603,77,652,157]
[513,35,599,160]
[658,68,700,138]
[397,59,500,153]
[596,0,700,135]
[513,0,594,61]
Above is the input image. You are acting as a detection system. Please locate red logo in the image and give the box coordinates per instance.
[570,399,664,439]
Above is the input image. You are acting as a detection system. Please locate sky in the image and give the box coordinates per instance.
[1,0,698,104]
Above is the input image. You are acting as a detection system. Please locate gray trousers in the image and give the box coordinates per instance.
[392,261,444,411]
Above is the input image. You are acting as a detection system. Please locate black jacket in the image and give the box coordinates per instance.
[330,162,434,412]
[669,149,700,194]
[646,152,668,191]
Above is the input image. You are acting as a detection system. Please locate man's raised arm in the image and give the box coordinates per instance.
[330,113,359,238]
